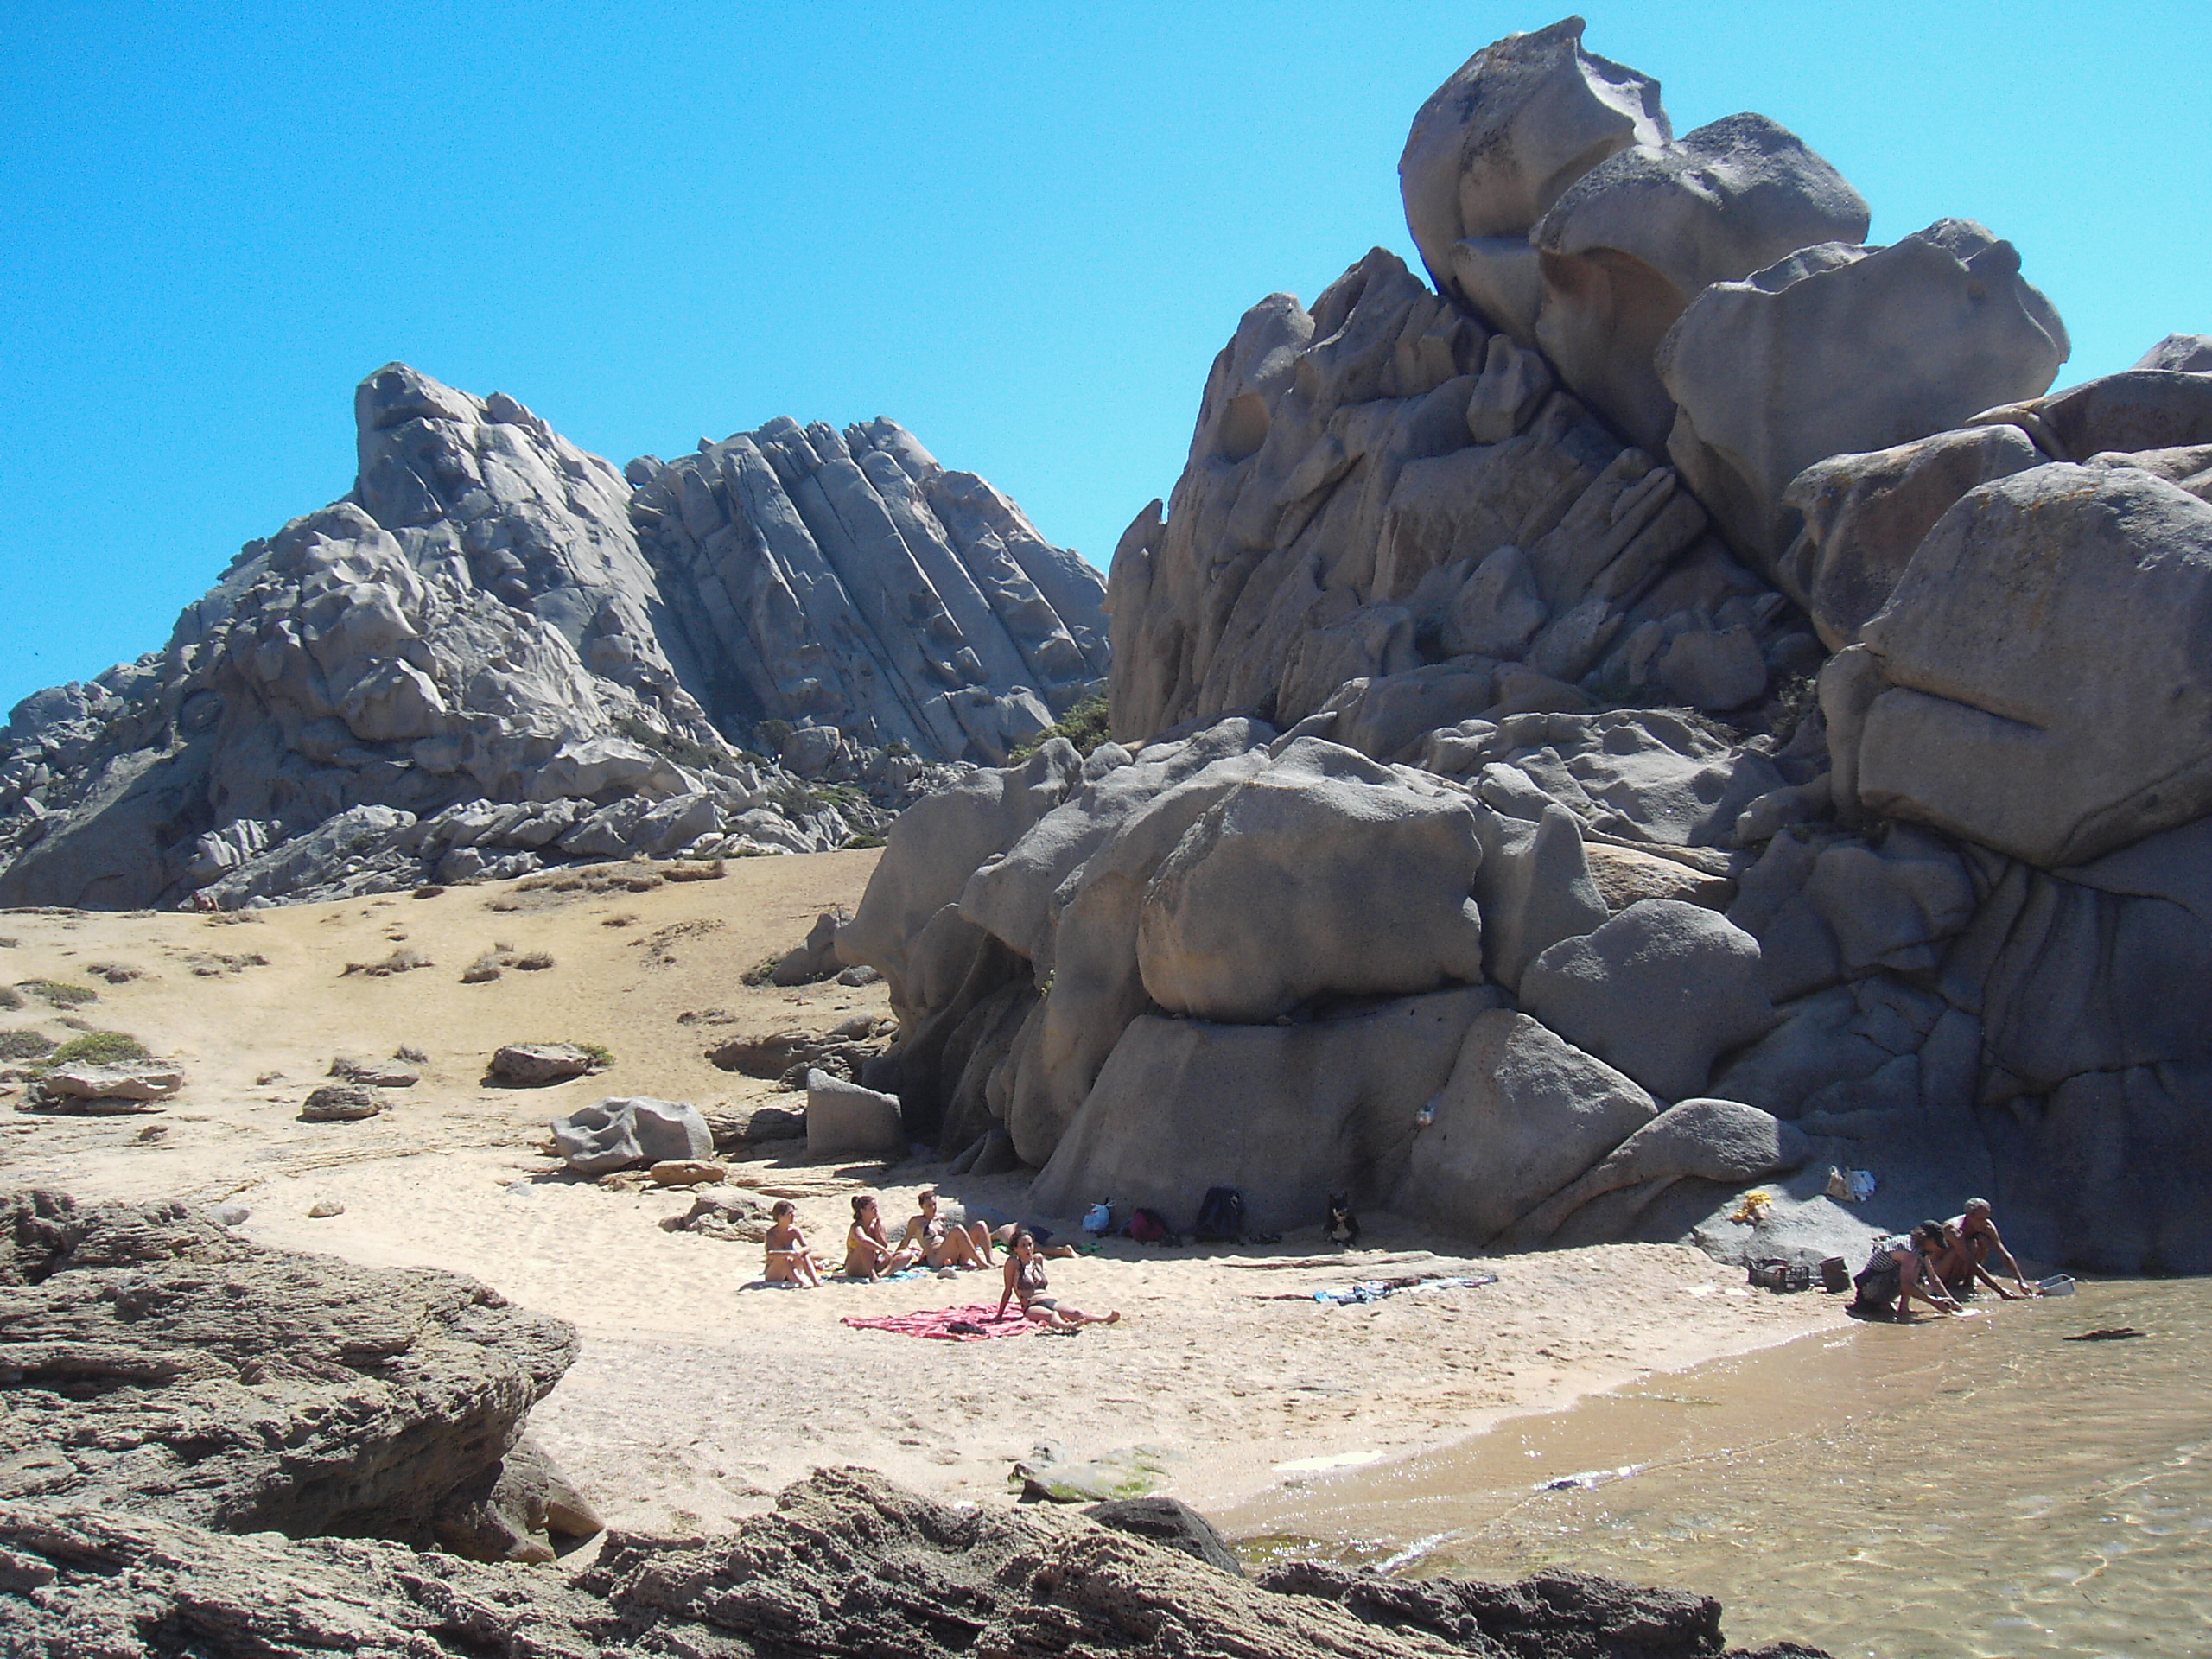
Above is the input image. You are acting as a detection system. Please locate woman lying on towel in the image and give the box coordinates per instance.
[997,1228,1119,1331]
[845,1192,923,1281]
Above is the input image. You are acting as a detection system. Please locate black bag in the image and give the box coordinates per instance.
[1192,1185,1247,1243]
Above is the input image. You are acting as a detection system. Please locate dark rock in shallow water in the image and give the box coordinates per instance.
[0,1464,1830,1657]
[1084,1493,1245,1575]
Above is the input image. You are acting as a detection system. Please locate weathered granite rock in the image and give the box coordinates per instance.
[1778,423,2044,647]
[804,1069,906,1159]
[1532,111,1869,451]
[1397,1008,1659,1241]
[492,1042,596,1087]
[39,1062,182,1103]
[298,1083,384,1122]
[1136,738,1487,1022]
[1401,16,1669,340]
[1656,219,2070,566]
[1853,463,2212,865]
[1032,988,1499,1233]
[1521,899,1775,1101]
[0,1191,582,1560]
[548,1096,710,1175]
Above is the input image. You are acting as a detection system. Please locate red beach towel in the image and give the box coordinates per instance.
[840,1303,1035,1341]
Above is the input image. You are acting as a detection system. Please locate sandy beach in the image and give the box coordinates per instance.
[0,851,1848,1536]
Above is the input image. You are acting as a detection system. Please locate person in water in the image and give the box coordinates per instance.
[762,1199,823,1287]
[1942,1198,2035,1299]
[1851,1222,1963,1320]
[843,1192,921,1281]
[897,1186,993,1269]
[997,1228,1120,1331]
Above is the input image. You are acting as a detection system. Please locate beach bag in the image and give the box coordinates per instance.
[1082,1200,1114,1235]
[1126,1207,1175,1245]
[1192,1185,1246,1243]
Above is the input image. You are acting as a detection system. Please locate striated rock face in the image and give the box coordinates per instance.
[0,1191,586,1562]
[0,366,1103,908]
[630,416,1107,766]
[0,1462,1829,1658]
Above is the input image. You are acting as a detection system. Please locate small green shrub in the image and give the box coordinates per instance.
[1008,690,1112,763]
[576,1041,613,1071]
[46,1030,149,1068]
[18,979,97,1008]
[842,832,888,850]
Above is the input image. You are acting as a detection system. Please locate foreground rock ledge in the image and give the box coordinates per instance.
[0,1465,1828,1658]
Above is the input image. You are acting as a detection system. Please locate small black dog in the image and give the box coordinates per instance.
[1325,1193,1361,1248]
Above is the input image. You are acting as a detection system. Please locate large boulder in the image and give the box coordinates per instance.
[549,1096,711,1175]
[1395,1008,1658,1242]
[1853,463,2212,866]
[805,1069,907,1160]
[1470,800,1610,991]
[1400,17,1669,340]
[1520,899,1775,1100]
[1778,423,2044,647]
[1136,738,1486,1022]
[1532,112,1869,450]
[0,1192,582,1560]
[1503,1098,1810,1246]
[1031,988,1497,1234]
[1656,219,2069,566]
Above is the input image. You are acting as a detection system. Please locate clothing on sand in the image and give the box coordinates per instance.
[842,1303,1039,1341]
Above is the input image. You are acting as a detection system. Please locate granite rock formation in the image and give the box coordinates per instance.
[842,18,2212,1275]
[0,366,1105,908]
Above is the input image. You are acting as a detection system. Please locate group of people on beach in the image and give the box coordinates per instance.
[761,1185,1120,1330]
[1851,1198,2040,1319]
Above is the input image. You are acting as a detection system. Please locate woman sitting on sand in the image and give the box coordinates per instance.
[844,1193,922,1281]
[898,1185,993,1270]
[996,1228,1119,1331]
[762,1199,823,1288]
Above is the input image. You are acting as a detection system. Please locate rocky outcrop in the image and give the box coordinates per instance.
[0,365,1104,908]
[0,1191,587,1562]
[844,18,2212,1277]
[0,1462,1829,1657]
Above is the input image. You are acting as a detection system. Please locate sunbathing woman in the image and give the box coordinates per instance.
[996,1228,1119,1331]
[898,1185,993,1269]
[762,1199,823,1287]
[844,1192,922,1281]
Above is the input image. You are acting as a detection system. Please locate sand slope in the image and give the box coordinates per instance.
[0,853,1845,1539]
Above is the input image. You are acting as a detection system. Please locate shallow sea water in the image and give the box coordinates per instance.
[1227,1279,2212,1658]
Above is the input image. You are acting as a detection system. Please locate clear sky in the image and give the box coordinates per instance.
[4,3,2205,715]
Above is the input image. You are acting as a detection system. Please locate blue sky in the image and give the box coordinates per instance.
[4,3,2205,715]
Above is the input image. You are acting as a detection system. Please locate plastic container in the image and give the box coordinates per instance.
[2038,1274,2077,1297]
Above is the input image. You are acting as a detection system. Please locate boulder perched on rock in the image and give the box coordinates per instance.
[549,1096,710,1175]
[1135,738,1487,1022]
[0,1191,584,1561]
[1532,111,1869,451]
[1520,899,1775,1101]
[1656,219,2069,565]
[1401,16,1669,339]
[1853,463,2212,865]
